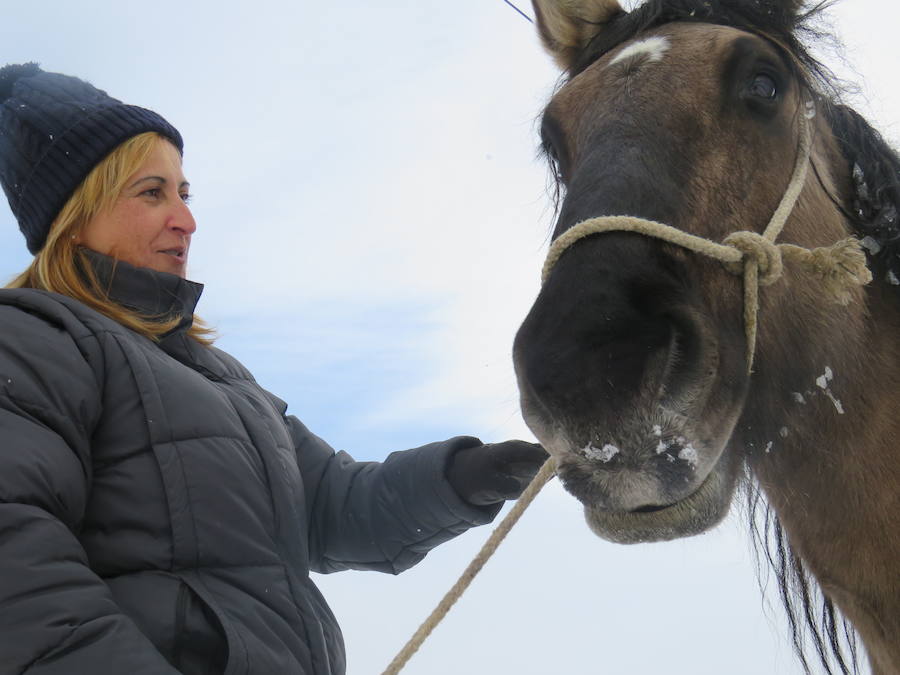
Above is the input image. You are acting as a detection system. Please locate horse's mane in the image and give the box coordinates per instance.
[542,2,900,672]
[745,480,860,675]
[826,104,900,285]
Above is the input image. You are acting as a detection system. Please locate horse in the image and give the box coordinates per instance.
[512,1,900,673]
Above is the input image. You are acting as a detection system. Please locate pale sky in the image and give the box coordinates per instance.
[1,1,896,673]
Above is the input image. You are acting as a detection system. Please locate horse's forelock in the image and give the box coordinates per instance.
[571,0,837,87]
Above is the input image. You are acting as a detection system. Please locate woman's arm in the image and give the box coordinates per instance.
[0,302,180,675]
[287,415,503,575]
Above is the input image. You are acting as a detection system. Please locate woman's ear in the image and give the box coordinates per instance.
[531,0,626,71]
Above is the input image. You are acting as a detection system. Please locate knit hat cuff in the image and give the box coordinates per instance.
[15,104,183,254]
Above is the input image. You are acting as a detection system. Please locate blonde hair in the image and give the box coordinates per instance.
[6,132,214,344]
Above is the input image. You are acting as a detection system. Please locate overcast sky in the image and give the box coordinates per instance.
[2,1,897,673]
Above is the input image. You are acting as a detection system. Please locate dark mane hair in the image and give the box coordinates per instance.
[825,103,900,285]
[540,2,900,673]
[745,479,860,675]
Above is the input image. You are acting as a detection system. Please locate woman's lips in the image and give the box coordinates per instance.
[158,248,186,261]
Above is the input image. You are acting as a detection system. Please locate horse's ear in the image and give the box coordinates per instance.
[532,0,625,71]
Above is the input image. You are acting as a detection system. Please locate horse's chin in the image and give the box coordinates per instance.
[582,456,736,544]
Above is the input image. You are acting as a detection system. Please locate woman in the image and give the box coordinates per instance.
[0,63,547,675]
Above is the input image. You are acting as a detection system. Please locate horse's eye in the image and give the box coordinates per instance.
[748,73,778,99]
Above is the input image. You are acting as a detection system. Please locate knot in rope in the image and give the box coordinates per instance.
[722,231,784,286]
[782,239,873,305]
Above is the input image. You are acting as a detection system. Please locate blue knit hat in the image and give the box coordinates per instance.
[0,63,184,254]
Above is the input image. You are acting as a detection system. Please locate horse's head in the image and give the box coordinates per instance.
[514,0,877,544]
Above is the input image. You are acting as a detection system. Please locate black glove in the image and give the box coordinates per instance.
[446,439,549,506]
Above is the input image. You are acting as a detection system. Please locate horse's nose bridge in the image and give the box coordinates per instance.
[555,131,693,239]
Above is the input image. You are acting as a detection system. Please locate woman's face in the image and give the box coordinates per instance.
[79,139,196,278]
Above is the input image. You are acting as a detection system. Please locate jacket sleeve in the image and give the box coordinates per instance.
[0,304,180,675]
[287,416,502,575]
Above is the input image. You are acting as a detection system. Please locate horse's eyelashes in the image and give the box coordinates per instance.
[540,126,569,186]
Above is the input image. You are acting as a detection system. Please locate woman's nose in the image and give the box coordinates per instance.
[169,199,197,235]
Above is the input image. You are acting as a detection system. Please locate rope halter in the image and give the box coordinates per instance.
[540,105,872,373]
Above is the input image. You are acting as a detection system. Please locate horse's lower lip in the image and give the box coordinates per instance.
[583,462,730,544]
[630,502,672,514]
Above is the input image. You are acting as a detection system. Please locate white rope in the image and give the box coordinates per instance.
[381,457,557,674]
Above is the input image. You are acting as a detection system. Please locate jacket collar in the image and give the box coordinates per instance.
[79,247,204,336]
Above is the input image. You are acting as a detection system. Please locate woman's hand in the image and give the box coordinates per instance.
[446,440,549,506]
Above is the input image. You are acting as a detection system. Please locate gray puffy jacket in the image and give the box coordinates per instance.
[0,251,498,675]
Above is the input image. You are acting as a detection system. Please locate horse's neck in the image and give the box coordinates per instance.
[749,284,900,672]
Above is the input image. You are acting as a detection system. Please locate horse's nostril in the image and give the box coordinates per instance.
[656,313,707,397]
[667,328,690,377]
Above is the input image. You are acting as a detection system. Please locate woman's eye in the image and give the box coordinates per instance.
[180,193,192,204]
[142,188,161,198]
[748,73,777,100]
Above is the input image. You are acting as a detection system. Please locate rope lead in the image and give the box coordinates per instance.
[382,457,557,675]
